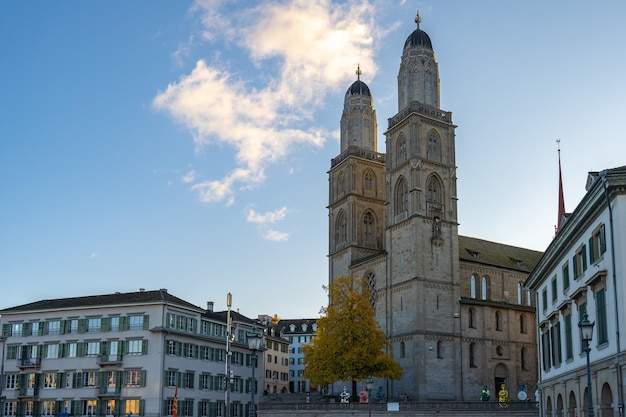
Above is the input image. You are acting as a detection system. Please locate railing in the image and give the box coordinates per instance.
[18,358,40,369]
[388,101,452,129]
[259,401,539,412]
[331,146,386,168]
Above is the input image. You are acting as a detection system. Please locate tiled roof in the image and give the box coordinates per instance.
[0,289,200,313]
[459,235,543,273]
[272,318,318,336]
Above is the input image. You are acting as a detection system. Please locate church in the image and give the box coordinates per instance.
[327,13,543,401]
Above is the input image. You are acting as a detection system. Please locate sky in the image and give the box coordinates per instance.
[1,1,625,319]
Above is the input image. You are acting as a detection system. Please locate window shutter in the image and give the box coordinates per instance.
[582,246,587,271]
[140,370,147,387]
[589,237,595,263]
[57,372,65,389]
[78,319,87,334]
[101,317,110,332]
[1,324,8,338]
[143,315,149,330]
[142,340,148,355]
[60,320,67,335]
[139,400,145,417]
[600,224,607,254]
[572,255,578,277]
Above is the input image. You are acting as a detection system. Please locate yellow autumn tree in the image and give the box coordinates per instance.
[302,275,402,394]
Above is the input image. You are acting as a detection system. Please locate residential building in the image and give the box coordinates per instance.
[271,319,318,393]
[526,166,626,416]
[327,12,542,400]
[0,289,265,417]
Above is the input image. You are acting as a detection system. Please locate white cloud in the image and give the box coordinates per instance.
[181,170,196,183]
[264,229,289,242]
[153,0,382,204]
[246,207,288,225]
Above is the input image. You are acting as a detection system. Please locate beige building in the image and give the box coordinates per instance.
[327,13,542,401]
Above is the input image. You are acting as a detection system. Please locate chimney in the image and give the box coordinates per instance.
[207,301,214,312]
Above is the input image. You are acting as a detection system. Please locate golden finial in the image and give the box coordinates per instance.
[356,64,362,80]
[415,11,421,28]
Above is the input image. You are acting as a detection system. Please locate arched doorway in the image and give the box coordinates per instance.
[600,382,613,417]
[546,395,553,417]
[568,390,577,417]
[494,363,508,394]
[557,393,564,417]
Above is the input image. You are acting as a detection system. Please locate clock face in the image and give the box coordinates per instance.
[518,391,528,401]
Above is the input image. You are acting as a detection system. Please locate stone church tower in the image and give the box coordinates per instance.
[328,13,541,402]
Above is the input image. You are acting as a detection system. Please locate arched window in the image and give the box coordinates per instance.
[366,272,376,307]
[395,178,408,215]
[427,130,441,161]
[520,314,526,334]
[363,212,374,243]
[470,275,477,299]
[335,211,347,247]
[495,311,502,331]
[338,171,345,195]
[468,307,476,329]
[437,341,443,359]
[364,171,373,191]
[469,343,476,367]
[397,135,407,163]
[481,276,488,300]
[426,177,441,203]
[400,341,405,358]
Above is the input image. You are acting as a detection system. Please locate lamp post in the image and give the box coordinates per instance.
[366,378,374,417]
[579,313,595,417]
[247,327,263,417]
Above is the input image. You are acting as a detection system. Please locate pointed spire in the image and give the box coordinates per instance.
[415,10,422,29]
[556,139,566,234]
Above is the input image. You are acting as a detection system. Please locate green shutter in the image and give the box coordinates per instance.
[143,315,149,330]
[77,342,85,357]
[582,245,587,271]
[141,340,148,355]
[572,255,578,277]
[139,400,145,416]
[140,370,147,387]
[101,317,110,332]
[57,372,65,389]
[22,323,30,337]
[589,237,595,263]
[600,224,607,254]
[78,319,87,334]
[60,320,67,335]
[2,324,9,337]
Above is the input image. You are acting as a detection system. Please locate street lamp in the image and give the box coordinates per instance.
[366,378,374,417]
[247,327,263,417]
[579,313,595,417]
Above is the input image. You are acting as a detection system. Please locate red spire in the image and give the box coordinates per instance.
[556,140,565,234]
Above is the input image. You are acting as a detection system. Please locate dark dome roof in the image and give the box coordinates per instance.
[404,27,433,50]
[345,80,371,98]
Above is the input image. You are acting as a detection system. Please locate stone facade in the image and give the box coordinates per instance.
[327,14,542,401]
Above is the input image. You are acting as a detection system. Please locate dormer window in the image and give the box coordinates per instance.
[302,324,308,331]
[289,324,296,332]
[466,250,479,259]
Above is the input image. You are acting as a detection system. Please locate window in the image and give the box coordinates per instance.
[30,323,39,336]
[184,371,194,389]
[10,323,22,337]
[66,342,77,358]
[551,277,558,302]
[363,212,374,244]
[397,135,407,163]
[364,171,373,191]
[481,276,488,300]
[468,308,476,329]
[129,315,144,331]
[45,344,59,359]
[366,272,376,307]
[335,211,347,246]
[5,374,18,389]
[426,177,441,203]
[562,262,570,291]
[85,341,100,356]
[399,341,405,358]
[124,400,141,416]
[470,275,477,298]
[126,370,142,387]
[25,401,34,416]
[166,371,178,387]
[46,321,61,335]
[590,224,607,264]
[436,341,443,358]
[564,314,573,360]
[110,317,120,332]
[83,371,98,387]
[87,318,101,332]
[68,319,79,334]
[551,322,562,366]
[41,401,55,416]
[596,289,608,344]
[520,314,526,334]
[495,311,502,331]
[200,374,210,390]
[469,343,476,367]
[573,245,588,278]
[4,401,16,416]
[542,289,548,312]
[395,178,408,215]
[427,131,441,161]
[127,339,145,355]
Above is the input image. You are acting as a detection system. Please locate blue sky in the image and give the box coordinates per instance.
[1,1,625,319]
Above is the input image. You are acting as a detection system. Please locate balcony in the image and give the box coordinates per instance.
[97,354,123,367]
[18,358,40,370]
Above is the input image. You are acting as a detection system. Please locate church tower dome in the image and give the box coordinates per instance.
[397,12,440,110]
[340,65,378,153]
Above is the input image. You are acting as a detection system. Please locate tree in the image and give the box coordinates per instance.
[302,275,402,395]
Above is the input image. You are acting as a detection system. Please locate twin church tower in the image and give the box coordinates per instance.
[327,13,540,400]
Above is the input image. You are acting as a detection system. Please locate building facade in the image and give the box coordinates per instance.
[526,167,626,417]
[271,319,318,394]
[327,14,542,401]
[0,289,278,417]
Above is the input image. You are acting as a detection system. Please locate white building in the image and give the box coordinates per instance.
[0,289,265,417]
[271,319,317,394]
[526,166,626,417]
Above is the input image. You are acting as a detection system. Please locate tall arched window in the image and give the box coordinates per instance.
[426,177,441,203]
[397,135,407,164]
[400,341,405,358]
[437,341,443,358]
[470,275,477,299]
[481,276,488,300]
[364,171,373,191]
[395,178,408,215]
[520,314,526,334]
[338,171,345,195]
[469,343,476,367]
[366,272,376,307]
[335,211,347,248]
[468,308,476,328]
[427,130,441,161]
[495,311,502,331]
[363,212,374,243]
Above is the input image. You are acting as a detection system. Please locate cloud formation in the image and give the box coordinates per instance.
[246,206,289,241]
[153,0,380,204]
